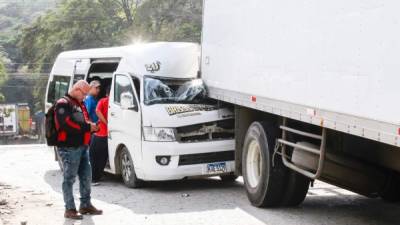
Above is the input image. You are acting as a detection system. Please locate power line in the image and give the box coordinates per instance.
[3,63,53,65]
[0,85,47,89]
[7,73,49,76]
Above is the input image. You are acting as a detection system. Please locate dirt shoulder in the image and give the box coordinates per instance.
[0,182,59,225]
[0,182,15,225]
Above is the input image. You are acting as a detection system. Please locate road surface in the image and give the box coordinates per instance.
[0,145,399,225]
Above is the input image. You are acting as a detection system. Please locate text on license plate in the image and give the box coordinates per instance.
[207,162,227,174]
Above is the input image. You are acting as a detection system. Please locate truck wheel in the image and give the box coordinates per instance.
[380,172,400,202]
[280,170,310,207]
[120,147,143,188]
[54,147,64,172]
[220,174,238,183]
[242,121,288,207]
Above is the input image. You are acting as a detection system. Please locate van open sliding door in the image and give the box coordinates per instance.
[86,58,121,98]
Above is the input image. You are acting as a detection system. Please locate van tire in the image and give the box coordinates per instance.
[380,172,400,202]
[280,170,310,207]
[120,147,143,188]
[242,121,288,208]
[220,174,238,183]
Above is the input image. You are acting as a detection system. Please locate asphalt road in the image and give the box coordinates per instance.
[0,145,399,225]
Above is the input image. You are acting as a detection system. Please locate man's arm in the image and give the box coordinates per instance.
[96,99,107,125]
[84,97,93,117]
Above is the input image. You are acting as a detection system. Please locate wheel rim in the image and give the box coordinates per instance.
[246,139,263,188]
[121,153,132,182]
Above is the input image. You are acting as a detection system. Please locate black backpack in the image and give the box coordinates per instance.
[45,97,70,146]
[45,104,58,146]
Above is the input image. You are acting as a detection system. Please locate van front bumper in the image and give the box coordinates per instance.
[138,139,235,181]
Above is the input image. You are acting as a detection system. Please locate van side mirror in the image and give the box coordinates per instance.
[120,92,136,110]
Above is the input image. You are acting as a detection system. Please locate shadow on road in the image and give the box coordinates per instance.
[44,169,400,225]
[44,169,246,214]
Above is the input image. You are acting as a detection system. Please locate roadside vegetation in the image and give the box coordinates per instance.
[0,0,202,112]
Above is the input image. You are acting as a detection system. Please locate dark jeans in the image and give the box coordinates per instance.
[89,135,109,181]
[58,146,92,210]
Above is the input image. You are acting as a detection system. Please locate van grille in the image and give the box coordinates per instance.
[176,119,234,143]
[178,151,235,166]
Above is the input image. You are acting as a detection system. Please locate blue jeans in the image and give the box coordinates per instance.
[58,146,92,210]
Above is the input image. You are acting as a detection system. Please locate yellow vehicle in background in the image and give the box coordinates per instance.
[17,104,31,136]
[0,103,33,140]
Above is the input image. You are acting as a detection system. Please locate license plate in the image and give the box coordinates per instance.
[207,162,227,174]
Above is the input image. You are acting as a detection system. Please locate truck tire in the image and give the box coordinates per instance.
[380,172,400,202]
[120,147,143,188]
[280,170,310,207]
[242,121,288,207]
[220,174,238,183]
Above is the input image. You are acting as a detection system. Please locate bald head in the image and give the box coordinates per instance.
[69,80,90,102]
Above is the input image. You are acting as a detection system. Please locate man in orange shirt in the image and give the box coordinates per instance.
[90,86,110,183]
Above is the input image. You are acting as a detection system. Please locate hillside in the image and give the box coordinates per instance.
[0,0,60,62]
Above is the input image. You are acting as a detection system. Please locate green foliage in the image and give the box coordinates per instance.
[19,0,203,70]
[0,59,6,84]
[1,0,203,112]
[0,0,59,64]
[0,59,7,103]
[18,0,140,71]
[131,0,202,42]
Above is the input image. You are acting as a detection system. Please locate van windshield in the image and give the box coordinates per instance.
[144,77,207,105]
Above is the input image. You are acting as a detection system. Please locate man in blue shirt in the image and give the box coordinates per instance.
[84,80,101,123]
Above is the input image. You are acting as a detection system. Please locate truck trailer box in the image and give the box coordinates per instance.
[201,0,400,207]
[201,0,400,147]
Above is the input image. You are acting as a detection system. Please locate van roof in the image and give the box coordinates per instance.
[54,42,200,79]
[58,42,196,59]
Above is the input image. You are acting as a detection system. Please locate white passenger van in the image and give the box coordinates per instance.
[45,42,236,187]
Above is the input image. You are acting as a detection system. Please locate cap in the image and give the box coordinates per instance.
[89,80,101,88]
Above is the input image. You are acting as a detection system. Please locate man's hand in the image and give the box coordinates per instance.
[90,123,99,132]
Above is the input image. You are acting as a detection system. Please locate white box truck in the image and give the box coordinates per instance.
[0,104,18,137]
[201,0,400,207]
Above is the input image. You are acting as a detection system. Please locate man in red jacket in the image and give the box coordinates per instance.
[54,80,103,220]
[90,86,110,183]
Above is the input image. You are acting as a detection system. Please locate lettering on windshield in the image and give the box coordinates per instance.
[165,104,217,116]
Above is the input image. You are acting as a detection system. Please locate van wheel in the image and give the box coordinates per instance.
[220,174,238,183]
[280,170,310,207]
[120,147,143,188]
[242,121,288,208]
[380,172,400,202]
[54,147,64,172]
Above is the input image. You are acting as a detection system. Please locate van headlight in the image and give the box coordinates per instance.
[143,127,176,142]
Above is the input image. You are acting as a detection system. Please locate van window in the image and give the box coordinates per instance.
[47,75,71,104]
[114,75,136,106]
[87,61,119,99]
[88,62,119,79]
[73,74,85,84]
[73,59,90,84]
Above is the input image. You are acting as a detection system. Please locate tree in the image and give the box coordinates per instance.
[0,0,60,66]
[0,59,8,102]
[18,0,138,72]
[131,0,202,42]
[15,0,203,113]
